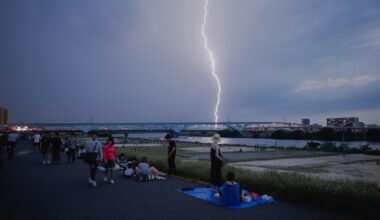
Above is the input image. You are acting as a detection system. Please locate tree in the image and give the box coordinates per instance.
[318,128,337,141]
[291,130,305,139]
[321,142,337,152]
[271,130,287,139]
[366,128,380,141]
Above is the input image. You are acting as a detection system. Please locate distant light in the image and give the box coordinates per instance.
[15,126,29,131]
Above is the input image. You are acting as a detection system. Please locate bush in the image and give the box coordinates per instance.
[305,141,320,151]
[320,142,337,152]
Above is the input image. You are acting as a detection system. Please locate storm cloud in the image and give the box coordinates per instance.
[1,0,379,125]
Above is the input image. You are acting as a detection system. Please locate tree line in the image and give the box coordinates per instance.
[269,128,380,141]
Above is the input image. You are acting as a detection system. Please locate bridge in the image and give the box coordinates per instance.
[5,122,303,134]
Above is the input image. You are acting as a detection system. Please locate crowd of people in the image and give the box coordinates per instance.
[79,133,172,186]
[1,131,247,206]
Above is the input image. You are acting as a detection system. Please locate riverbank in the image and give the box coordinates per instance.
[118,144,380,213]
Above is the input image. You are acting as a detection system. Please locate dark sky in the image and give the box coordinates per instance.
[1,0,380,125]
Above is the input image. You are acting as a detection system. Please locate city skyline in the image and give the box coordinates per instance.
[1,0,380,124]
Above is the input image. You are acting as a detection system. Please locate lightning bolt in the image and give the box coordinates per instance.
[202,0,221,125]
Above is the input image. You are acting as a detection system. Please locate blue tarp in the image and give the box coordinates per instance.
[177,187,275,209]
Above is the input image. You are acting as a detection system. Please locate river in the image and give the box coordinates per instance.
[127,133,380,150]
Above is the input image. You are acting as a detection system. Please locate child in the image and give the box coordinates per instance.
[124,162,135,177]
[118,153,128,171]
[219,172,242,205]
[103,137,117,184]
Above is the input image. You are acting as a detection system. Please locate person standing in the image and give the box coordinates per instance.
[86,134,103,187]
[0,133,7,170]
[51,132,62,163]
[66,133,77,163]
[210,133,224,189]
[103,137,117,184]
[7,132,18,159]
[32,133,41,153]
[40,133,51,164]
[165,134,176,175]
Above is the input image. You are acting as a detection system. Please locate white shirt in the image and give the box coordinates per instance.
[8,133,18,142]
[85,139,103,160]
[124,168,134,176]
[33,134,41,143]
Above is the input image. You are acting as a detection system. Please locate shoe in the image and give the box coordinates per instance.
[43,161,46,165]
[110,179,115,184]
[104,177,108,182]
[47,161,51,164]
[92,181,97,187]
[88,177,93,184]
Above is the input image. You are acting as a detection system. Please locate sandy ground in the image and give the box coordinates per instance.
[180,146,274,153]
[231,154,380,184]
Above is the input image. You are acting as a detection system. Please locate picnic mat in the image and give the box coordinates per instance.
[177,187,275,209]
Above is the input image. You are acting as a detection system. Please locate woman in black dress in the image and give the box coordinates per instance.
[51,132,62,162]
[210,133,224,188]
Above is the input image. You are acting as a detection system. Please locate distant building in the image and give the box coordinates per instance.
[309,124,322,132]
[357,122,365,128]
[326,117,359,128]
[0,108,9,125]
[366,124,380,129]
[301,119,310,126]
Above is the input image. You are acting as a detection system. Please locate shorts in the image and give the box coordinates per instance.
[105,160,115,169]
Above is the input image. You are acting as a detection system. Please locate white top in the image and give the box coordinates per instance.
[85,139,103,160]
[8,133,18,142]
[124,168,134,176]
[33,134,41,143]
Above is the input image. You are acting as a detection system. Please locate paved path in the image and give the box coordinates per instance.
[0,142,360,220]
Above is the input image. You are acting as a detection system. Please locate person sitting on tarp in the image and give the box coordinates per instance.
[219,172,242,206]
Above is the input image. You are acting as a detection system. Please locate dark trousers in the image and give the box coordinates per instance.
[52,146,60,162]
[32,143,40,153]
[210,164,223,187]
[168,157,176,175]
[67,149,76,162]
[0,145,3,170]
[7,142,16,158]
[89,162,98,181]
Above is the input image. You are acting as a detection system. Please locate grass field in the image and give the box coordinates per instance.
[117,144,380,212]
